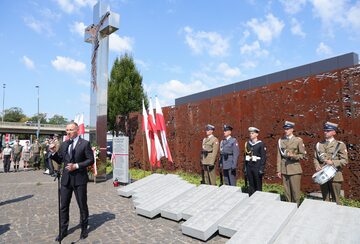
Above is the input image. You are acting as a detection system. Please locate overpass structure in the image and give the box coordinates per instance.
[0,122,89,136]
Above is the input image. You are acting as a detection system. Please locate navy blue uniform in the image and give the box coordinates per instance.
[220,137,240,186]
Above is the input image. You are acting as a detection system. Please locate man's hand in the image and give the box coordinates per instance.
[277,172,282,179]
[325,159,333,165]
[48,144,56,153]
[316,165,322,171]
[65,163,76,172]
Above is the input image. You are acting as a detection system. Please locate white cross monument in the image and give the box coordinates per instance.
[85,0,119,180]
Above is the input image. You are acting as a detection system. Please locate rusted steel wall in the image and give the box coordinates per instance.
[129,65,360,199]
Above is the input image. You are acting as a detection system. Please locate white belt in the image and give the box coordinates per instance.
[245,155,261,162]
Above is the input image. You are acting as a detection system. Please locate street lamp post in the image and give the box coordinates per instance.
[36,85,40,139]
[2,84,5,123]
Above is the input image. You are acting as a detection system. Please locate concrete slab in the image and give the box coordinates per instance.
[132,176,184,201]
[274,199,360,244]
[182,185,241,220]
[130,174,180,197]
[135,183,196,218]
[226,200,297,243]
[181,192,248,241]
[160,184,218,221]
[117,173,164,197]
[218,191,281,237]
[133,179,188,207]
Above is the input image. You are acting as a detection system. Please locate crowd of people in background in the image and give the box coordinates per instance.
[0,134,61,175]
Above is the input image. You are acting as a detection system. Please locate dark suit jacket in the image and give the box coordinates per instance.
[51,138,94,186]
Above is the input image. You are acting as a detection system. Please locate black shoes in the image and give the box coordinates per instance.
[80,229,88,239]
[55,231,68,242]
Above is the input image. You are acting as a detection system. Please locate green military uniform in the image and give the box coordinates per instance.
[31,141,41,170]
[313,122,348,205]
[52,137,61,171]
[201,134,219,185]
[277,121,306,205]
[12,142,23,172]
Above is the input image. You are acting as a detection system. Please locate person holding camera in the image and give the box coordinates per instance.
[49,122,94,242]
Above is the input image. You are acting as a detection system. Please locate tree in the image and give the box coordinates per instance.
[29,113,47,124]
[48,114,68,125]
[108,53,148,132]
[3,107,26,122]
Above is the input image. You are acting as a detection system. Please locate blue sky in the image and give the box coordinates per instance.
[0,0,359,125]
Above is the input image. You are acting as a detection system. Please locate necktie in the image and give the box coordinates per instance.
[69,139,74,161]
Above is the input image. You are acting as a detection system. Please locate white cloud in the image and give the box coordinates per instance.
[280,0,307,14]
[290,18,306,38]
[216,63,241,78]
[39,8,61,21]
[109,33,134,53]
[24,16,52,35]
[183,26,229,56]
[56,0,96,14]
[316,42,332,56]
[240,41,269,57]
[346,2,360,31]
[70,21,86,36]
[135,59,150,70]
[246,14,285,43]
[21,56,35,70]
[51,56,86,73]
[158,79,207,101]
[241,60,257,69]
[307,0,360,38]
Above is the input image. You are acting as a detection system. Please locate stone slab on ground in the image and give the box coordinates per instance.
[133,179,189,207]
[117,173,164,197]
[160,184,218,221]
[218,191,281,237]
[181,192,248,241]
[182,185,241,220]
[130,174,180,197]
[226,200,297,243]
[274,199,360,244]
[132,176,185,202]
[136,183,196,218]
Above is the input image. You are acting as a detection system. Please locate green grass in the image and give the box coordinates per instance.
[126,168,360,208]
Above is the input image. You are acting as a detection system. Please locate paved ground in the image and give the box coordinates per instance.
[0,162,228,244]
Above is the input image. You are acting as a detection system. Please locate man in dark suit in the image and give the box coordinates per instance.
[50,122,94,242]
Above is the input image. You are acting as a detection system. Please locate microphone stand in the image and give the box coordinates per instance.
[53,171,62,244]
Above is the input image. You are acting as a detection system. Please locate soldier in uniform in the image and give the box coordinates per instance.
[12,139,23,172]
[220,125,240,186]
[52,134,61,172]
[277,121,306,205]
[313,122,348,205]
[31,139,42,170]
[243,127,267,196]
[201,124,219,185]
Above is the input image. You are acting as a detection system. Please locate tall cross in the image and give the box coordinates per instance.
[84,0,120,175]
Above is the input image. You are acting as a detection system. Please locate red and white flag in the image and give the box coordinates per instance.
[155,97,173,163]
[148,98,165,167]
[78,114,85,135]
[142,100,151,162]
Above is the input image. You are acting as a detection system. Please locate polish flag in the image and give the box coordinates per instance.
[142,100,151,162]
[155,97,173,163]
[78,114,85,135]
[148,98,165,167]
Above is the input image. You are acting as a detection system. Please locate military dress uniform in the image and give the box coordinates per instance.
[31,141,42,170]
[244,127,267,196]
[201,125,219,185]
[314,122,348,204]
[220,125,240,186]
[12,142,23,172]
[52,136,61,171]
[277,121,306,205]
